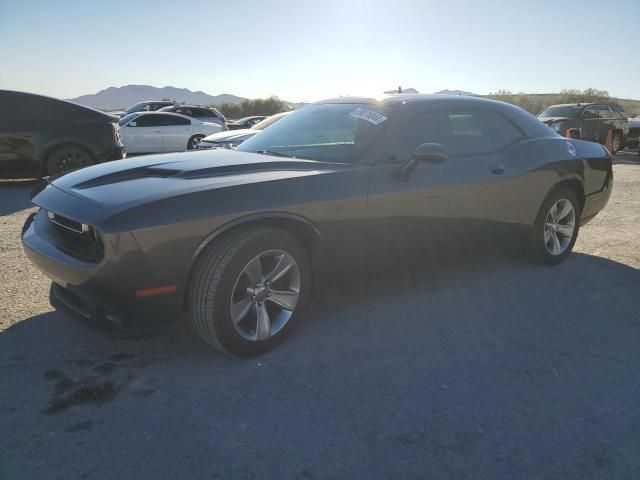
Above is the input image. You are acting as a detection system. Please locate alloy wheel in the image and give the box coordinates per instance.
[543,199,576,255]
[230,250,301,341]
[190,136,203,150]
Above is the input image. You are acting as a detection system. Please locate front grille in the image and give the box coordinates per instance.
[44,210,104,262]
[47,211,88,234]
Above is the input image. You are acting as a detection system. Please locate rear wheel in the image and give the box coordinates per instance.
[189,227,310,356]
[45,146,94,177]
[187,135,204,150]
[528,187,581,265]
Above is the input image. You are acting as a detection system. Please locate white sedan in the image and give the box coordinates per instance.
[119,112,223,154]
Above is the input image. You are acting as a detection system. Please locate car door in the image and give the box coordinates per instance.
[580,106,600,141]
[123,114,165,153]
[366,108,525,256]
[596,105,614,143]
[0,93,38,177]
[162,115,192,151]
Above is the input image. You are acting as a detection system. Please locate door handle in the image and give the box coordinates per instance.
[489,163,505,175]
[153,129,162,133]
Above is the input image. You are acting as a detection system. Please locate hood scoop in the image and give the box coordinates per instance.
[73,166,180,190]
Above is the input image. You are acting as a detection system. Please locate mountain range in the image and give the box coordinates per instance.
[67,85,480,111]
[67,85,249,110]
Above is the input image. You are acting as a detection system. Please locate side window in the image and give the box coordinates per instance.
[386,110,494,161]
[583,107,598,119]
[197,109,214,118]
[135,114,166,127]
[482,111,525,150]
[164,115,190,126]
[597,106,611,118]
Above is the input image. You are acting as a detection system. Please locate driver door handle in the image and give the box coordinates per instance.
[489,163,505,175]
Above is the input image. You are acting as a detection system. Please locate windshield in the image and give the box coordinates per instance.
[237,104,390,163]
[125,102,145,114]
[251,112,289,131]
[118,113,137,126]
[538,106,582,118]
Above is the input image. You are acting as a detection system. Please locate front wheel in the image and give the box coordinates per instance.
[189,227,310,356]
[187,135,205,150]
[527,187,581,265]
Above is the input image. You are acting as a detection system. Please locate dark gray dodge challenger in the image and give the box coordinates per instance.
[22,95,613,356]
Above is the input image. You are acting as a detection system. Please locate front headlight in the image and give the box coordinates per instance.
[197,141,215,150]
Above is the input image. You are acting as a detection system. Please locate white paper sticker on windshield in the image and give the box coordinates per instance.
[349,108,387,125]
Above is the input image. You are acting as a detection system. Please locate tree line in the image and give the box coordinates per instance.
[487,88,640,116]
[209,96,291,119]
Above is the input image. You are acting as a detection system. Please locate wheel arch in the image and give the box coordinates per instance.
[40,141,97,177]
[182,212,326,310]
[547,176,586,210]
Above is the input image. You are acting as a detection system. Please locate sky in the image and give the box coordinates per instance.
[1,0,639,102]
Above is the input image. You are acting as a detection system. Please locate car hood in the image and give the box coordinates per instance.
[48,150,355,213]
[202,129,255,142]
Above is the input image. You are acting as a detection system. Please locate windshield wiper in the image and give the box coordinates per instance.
[255,150,296,159]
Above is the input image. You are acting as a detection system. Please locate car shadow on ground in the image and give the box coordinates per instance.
[0,180,40,216]
[1,250,639,479]
[613,151,639,165]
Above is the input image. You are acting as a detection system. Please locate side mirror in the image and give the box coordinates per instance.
[129,121,137,127]
[412,143,448,163]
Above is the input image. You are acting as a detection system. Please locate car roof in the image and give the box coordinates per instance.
[0,89,117,121]
[169,105,210,109]
[132,111,194,120]
[317,93,514,108]
[315,94,553,137]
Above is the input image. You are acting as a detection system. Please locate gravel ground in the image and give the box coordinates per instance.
[0,154,638,479]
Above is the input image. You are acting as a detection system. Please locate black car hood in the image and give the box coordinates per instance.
[50,149,354,212]
[538,116,572,124]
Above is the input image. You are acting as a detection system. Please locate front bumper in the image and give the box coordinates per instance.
[581,172,613,225]
[96,143,126,163]
[22,209,182,331]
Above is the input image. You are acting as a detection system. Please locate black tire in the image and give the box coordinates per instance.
[45,146,95,177]
[187,135,205,150]
[527,187,581,265]
[189,227,311,357]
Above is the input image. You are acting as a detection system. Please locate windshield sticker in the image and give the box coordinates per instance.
[349,108,387,125]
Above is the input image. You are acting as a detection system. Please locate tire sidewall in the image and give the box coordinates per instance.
[530,188,581,265]
[188,135,204,150]
[199,229,311,356]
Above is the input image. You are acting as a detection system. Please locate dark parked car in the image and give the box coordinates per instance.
[624,116,640,150]
[197,111,292,150]
[537,103,629,153]
[22,95,612,356]
[119,100,174,117]
[158,105,228,129]
[0,90,125,178]
[227,115,266,130]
